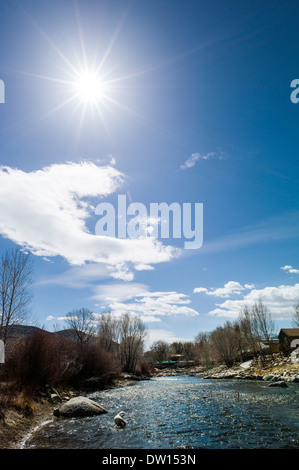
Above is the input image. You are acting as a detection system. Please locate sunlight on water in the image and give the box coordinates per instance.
[26,376,299,449]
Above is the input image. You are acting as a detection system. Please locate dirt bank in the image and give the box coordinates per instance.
[0,399,55,449]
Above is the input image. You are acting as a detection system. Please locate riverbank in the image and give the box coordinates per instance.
[154,353,299,383]
[18,374,299,449]
[0,373,149,449]
[2,354,298,449]
[201,353,299,382]
[0,386,84,449]
[0,399,55,449]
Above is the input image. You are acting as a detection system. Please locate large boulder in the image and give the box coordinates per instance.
[53,397,108,417]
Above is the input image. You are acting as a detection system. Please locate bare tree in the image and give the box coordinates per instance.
[97,311,120,353]
[118,313,147,373]
[194,332,212,364]
[150,340,170,362]
[210,321,240,367]
[251,301,276,354]
[171,341,185,355]
[0,249,33,343]
[64,307,96,345]
[238,305,259,356]
[292,302,299,327]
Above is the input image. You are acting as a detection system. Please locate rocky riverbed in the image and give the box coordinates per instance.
[201,354,299,383]
[153,353,299,385]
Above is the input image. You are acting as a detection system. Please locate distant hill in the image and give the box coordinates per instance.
[4,325,78,342]
[54,328,80,341]
[4,325,119,351]
[5,325,50,341]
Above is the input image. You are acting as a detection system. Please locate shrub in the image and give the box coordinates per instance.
[2,330,77,393]
[134,360,152,377]
[1,330,122,394]
[69,342,121,388]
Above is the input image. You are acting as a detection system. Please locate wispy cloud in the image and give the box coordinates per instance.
[180,151,218,170]
[91,283,148,302]
[200,211,299,255]
[146,328,191,347]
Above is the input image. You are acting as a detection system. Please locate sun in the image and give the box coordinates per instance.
[73,71,106,104]
[17,4,151,131]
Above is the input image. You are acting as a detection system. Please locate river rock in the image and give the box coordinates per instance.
[263,374,274,381]
[53,397,108,417]
[268,381,288,388]
[120,372,141,381]
[286,376,299,383]
[254,375,263,381]
[50,393,62,403]
[271,375,282,382]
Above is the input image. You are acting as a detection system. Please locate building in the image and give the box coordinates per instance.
[278,328,299,352]
[169,354,184,362]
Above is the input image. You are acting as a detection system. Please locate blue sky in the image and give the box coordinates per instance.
[0,0,299,346]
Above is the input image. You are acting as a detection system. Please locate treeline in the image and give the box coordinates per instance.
[0,310,148,397]
[146,301,277,368]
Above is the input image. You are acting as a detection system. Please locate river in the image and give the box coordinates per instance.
[24,375,299,449]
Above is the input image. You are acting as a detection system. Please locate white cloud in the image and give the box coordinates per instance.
[140,315,161,323]
[281,265,299,274]
[208,283,299,320]
[134,264,155,271]
[92,283,148,303]
[194,281,251,298]
[0,162,180,279]
[145,328,193,348]
[46,315,55,321]
[37,263,116,288]
[180,152,215,170]
[57,316,75,321]
[100,289,199,323]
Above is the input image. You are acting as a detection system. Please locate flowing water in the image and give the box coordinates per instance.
[24,376,299,449]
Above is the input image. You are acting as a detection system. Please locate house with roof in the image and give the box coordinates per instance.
[278,328,299,352]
